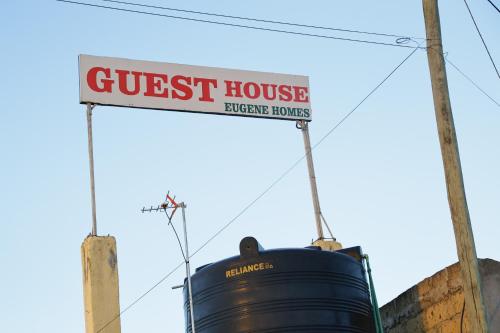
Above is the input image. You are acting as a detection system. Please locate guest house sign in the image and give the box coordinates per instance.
[79,54,312,121]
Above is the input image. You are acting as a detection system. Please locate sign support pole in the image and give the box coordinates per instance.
[86,103,98,236]
[423,0,489,331]
[181,203,196,333]
[297,120,324,240]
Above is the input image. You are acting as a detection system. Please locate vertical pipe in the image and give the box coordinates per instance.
[299,121,324,240]
[86,103,98,236]
[364,255,384,333]
[181,203,196,333]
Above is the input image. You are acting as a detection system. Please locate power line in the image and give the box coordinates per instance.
[463,0,500,79]
[446,57,500,108]
[56,0,421,49]
[101,0,422,40]
[193,45,419,257]
[311,47,420,150]
[94,46,420,332]
[96,261,184,333]
[192,46,420,258]
[486,0,500,13]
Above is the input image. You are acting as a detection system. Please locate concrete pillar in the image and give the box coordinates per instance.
[81,236,122,333]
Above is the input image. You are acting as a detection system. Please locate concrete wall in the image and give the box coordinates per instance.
[380,259,500,333]
[81,236,122,333]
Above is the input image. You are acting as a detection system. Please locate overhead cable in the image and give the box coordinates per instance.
[101,0,422,40]
[485,0,500,13]
[193,45,419,258]
[446,57,500,108]
[56,0,421,49]
[94,45,420,333]
[96,261,184,333]
[463,0,500,79]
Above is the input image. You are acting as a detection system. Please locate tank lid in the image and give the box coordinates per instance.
[239,237,264,258]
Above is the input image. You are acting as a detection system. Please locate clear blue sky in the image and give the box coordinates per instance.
[1,1,498,332]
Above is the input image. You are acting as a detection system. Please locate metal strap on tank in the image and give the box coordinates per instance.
[363,254,384,333]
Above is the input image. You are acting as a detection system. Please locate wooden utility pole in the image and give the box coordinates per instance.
[422,1,490,332]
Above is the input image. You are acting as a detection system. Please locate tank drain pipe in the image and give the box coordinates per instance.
[363,254,384,333]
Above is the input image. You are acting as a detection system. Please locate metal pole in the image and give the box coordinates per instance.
[181,203,196,333]
[320,213,335,240]
[423,0,489,331]
[298,120,324,240]
[86,103,98,236]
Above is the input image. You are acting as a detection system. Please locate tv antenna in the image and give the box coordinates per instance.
[141,191,197,333]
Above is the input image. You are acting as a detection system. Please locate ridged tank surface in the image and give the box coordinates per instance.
[184,237,375,333]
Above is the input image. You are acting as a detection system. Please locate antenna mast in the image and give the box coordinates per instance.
[142,192,197,333]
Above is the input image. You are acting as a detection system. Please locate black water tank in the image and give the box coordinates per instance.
[184,237,375,333]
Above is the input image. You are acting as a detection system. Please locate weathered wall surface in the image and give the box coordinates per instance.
[380,259,500,333]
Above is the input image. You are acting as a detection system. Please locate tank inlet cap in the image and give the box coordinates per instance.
[239,237,264,258]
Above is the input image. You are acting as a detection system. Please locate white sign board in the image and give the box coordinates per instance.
[79,55,312,121]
